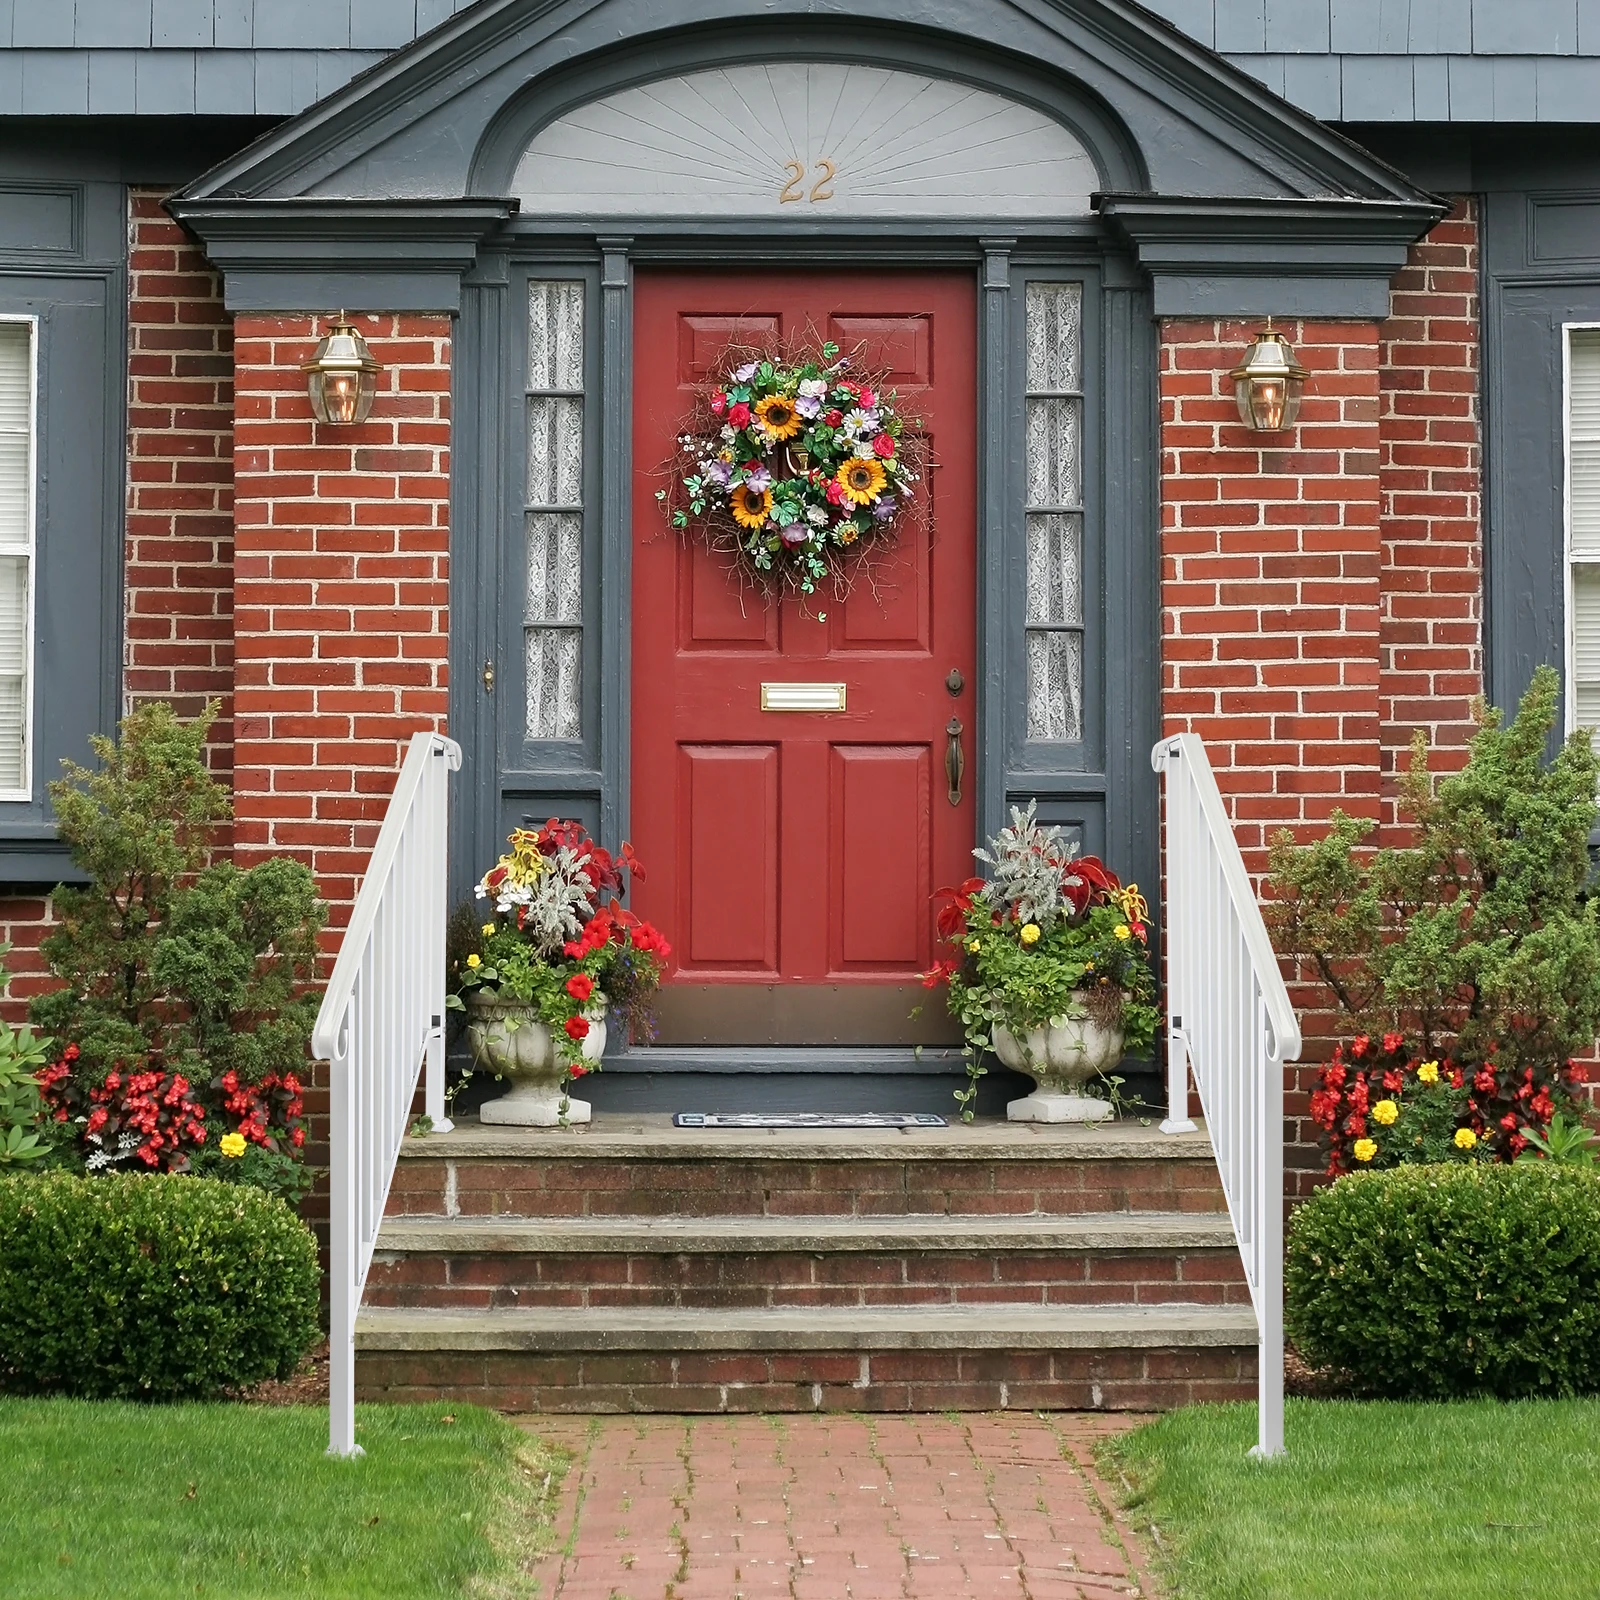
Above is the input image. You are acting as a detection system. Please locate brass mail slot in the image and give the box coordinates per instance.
[760,681,847,712]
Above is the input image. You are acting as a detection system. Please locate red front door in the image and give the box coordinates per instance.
[630,270,977,1045]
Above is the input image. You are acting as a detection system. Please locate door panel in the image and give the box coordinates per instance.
[631,269,977,1044]
[682,744,779,972]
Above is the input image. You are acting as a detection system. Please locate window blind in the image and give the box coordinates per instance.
[0,321,31,793]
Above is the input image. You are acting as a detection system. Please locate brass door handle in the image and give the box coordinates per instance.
[945,717,964,807]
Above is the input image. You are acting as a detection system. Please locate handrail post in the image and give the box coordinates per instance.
[327,1016,363,1459]
[1251,997,1287,1460]
[1161,1020,1197,1135]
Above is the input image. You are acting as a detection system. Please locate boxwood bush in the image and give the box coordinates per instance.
[1286,1162,1600,1399]
[0,1171,319,1399]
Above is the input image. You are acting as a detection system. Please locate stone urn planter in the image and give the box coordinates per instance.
[466,993,606,1127]
[992,1001,1124,1123]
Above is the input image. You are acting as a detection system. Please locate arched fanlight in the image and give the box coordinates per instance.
[301,313,381,426]
[1229,324,1309,433]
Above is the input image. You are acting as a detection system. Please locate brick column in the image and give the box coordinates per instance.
[1159,317,1384,1197]
[231,313,452,938]
[1378,199,1484,817]
[125,191,237,775]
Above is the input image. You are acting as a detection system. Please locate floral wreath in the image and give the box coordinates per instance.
[656,340,925,599]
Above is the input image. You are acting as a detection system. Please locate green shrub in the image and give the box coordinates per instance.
[0,1171,320,1399]
[1286,1163,1600,1399]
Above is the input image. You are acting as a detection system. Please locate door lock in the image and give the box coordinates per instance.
[945,667,965,696]
[482,658,495,694]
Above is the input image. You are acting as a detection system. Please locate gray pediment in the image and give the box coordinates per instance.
[171,0,1442,315]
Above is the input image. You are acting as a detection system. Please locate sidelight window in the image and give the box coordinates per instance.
[524,280,585,741]
[1023,281,1084,743]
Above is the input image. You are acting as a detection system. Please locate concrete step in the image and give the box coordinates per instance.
[354,1302,1260,1412]
[364,1211,1250,1311]
[386,1114,1229,1220]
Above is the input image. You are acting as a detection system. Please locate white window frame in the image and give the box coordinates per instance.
[0,313,36,802]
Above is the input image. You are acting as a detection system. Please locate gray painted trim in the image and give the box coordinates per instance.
[598,239,631,849]
[0,173,125,881]
[977,240,1012,849]
[164,196,517,311]
[1098,193,1446,317]
[169,0,1437,209]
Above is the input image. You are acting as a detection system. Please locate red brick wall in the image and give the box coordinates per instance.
[1159,204,1491,1195]
[1159,317,1384,1195]
[2,192,237,1021]
[1160,318,1384,864]
[126,189,237,773]
[1378,198,1483,817]
[230,312,452,937]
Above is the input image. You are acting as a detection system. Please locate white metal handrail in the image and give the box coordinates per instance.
[312,730,462,1458]
[1152,732,1301,1460]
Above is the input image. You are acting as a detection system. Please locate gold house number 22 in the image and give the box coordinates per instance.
[779,158,837,203]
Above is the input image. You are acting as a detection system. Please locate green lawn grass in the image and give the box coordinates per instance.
[1107,1398,1600,1599]
[0,1399,566,1599]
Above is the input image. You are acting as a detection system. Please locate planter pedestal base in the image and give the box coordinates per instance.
[1006,1090,1113,1124]
[478,1082,592,1127]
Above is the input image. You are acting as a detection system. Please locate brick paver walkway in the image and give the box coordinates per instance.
[518,1412,1157,1599]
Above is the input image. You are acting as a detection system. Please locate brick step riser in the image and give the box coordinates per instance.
[386,1158,1229,1220]
[355,1343,1257,1413]
[364,1248,1250,1311]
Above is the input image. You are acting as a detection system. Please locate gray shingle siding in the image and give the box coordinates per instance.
[1,0,1599,118]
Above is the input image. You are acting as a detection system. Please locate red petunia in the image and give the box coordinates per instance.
[565,1015,590,1042]
[566,973,595,1002]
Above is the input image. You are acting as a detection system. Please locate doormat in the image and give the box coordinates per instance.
[673,1112,948,1130]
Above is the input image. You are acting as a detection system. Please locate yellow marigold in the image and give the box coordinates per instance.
[1372,1099,1399,1126]
[466,953,481,969]
[1417,1060,1440,1084]
[481,922,495,937]
[1454,1127,1477,1150]
[1019,923,1041,946]
[219,1132,247,1159]
[967,937,982,954]
[1353,1138,1377,1163]
[1114,924,1132,941]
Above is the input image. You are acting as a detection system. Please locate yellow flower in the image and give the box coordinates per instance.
[1353,1138,1377,1163]
[466,953,481,969]
[1019,923,1041,946]
[1114,924,1132,941]
[1417,1060,1440,1084]
[219,1132,247,1159]
[836,457,887,506]
[967,938,982,954]
[754,393,804,441]
[1454,1127,1477,1151]
[1372,1099,1398,1126]
[730,483,773,529]
[481,922,495,938]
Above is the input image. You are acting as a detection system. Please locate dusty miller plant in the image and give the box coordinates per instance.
[974,801,1077,925]
[29,701,326,1083]
[1268,665,1600,1076]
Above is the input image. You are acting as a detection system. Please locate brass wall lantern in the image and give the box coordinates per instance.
[1229,324,1308,433]
[301,313,381,425]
